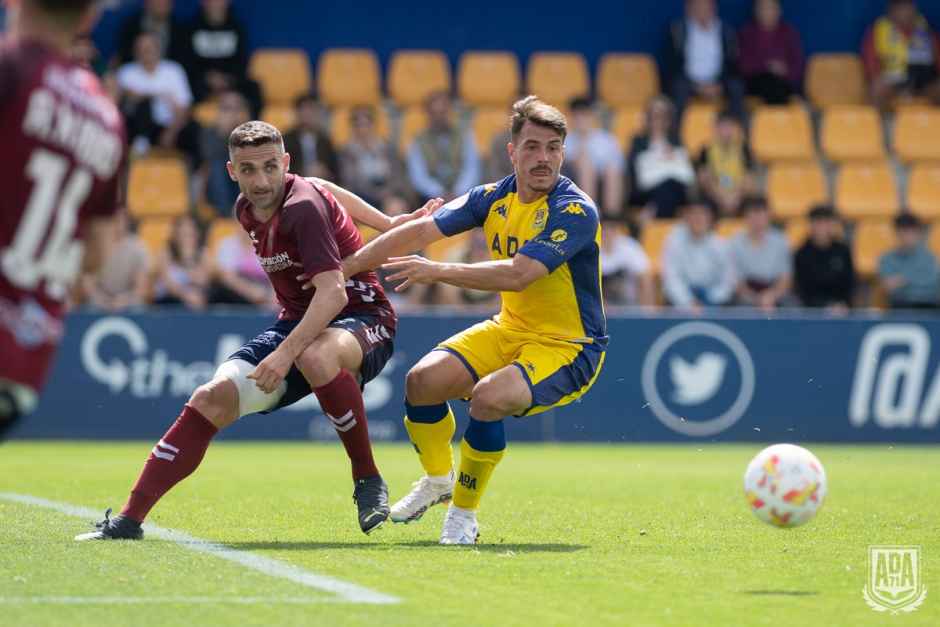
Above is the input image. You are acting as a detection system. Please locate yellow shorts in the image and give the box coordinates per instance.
[436,318,605,416]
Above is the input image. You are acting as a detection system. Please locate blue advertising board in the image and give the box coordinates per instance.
[14,310,940,443]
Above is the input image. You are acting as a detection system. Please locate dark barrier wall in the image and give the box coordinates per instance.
[14,311,940,443]
[90,0,940,74]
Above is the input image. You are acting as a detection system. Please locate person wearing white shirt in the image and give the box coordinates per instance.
[116,31,196,158]
[601,222,655,306]
[566,98,625,218]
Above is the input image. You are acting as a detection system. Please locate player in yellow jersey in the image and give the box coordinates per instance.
[321,96,607,544]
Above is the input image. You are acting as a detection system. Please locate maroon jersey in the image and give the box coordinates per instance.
[235,174,395,328]
[0,37,125,390]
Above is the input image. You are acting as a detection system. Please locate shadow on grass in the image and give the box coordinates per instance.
[223,540,588,553]
[741,590,819,596]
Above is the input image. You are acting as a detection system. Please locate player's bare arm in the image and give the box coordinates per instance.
[309,177,438,233]
[247,269,347,394]
[384,251,548,293]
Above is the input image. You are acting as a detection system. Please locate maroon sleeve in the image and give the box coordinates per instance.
[291,200,343,277]
[0,46,16,102]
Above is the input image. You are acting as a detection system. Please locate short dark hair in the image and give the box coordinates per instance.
[510,95,567,141]
[569,96,592,112]
[717,108,742,125]
[228,121,284,152]
[895,212,924,229]
[808,204,838,221]
[741,195,769,213]
[293,92,319,111]
[28,0,97,20]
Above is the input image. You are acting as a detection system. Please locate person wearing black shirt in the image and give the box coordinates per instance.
[794,205,856,311]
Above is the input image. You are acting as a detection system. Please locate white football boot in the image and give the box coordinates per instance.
[390,470,455,523]
[439,505,479,545]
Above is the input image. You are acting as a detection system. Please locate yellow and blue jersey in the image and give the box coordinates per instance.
[433,174,607,348]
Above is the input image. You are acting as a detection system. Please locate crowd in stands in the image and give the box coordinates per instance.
[69,0,940,314]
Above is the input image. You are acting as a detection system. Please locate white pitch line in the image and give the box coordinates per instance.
[0,596,336,605]
[0,492,399,605]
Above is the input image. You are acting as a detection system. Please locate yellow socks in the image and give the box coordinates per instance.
[452,418,506,510]
[404,402,456,477]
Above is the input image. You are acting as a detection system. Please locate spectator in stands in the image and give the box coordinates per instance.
[662,198,736,311]
[208,229,275,307]
[148,214,209,309]
[626,96,695,220]
[601,221,655,306]
[794,205,856,311]
[878,213,940,309]
[695,110,756,217]
[863,0,940,109]
[485,129,513,182]
[116,31,199,161]
[738,0,804,105]
[283,93,339,181]
[407,91,481,201]
[729,196,792,311]
[565,97,625,219]
[666,0,746,120]
[80,210,149,311]
[338,105,409,209]
[196,90,250,216]
[177,0,262,117]
[114,0,185,67]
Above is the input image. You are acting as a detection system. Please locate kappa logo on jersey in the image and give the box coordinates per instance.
[483,182,499,195]
[562,202,586,217]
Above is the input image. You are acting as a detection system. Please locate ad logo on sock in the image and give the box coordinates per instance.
[458,472,477,490]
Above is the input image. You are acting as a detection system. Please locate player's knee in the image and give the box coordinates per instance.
[188,380,238,428]
[469,380,524,421]
[295,346,341,388]
[405,362,439,405]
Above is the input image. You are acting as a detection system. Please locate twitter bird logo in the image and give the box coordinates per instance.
[670,353,727,405]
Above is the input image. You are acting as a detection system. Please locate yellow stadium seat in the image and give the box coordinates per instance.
[854,220,895,275]
[260,104,296,132]
[681,103,717,156]
[248,48,313,106]
[716,219,744,240]
[785,218,810,248]
[908,163,940,219]
[894,107,940,162]
[127,157,189,219]
[806,54,866,107]
[192,99,218,127]
[836,162,900,220]
[641,219,677,274]
[316,48,382,106]
[751,106,815,162]
[611,106,644,151]
[929,222,940,257]
[137,218,173,256]
[526,52,590,108]
[766,162,829,219]
[206,218,241,258]
[329,105,391,147]
[597,53,659,108]
[398,106,431,153]
[388,50,451,107]
[820,105,884,162]
[472,107,510,155]
[457,51,521,107]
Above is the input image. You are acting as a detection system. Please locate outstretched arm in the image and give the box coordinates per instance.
[309,177,433,233]
[384,252,548,293]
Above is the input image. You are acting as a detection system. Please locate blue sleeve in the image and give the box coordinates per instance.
[518,196,598,272]
[432,185,491,237]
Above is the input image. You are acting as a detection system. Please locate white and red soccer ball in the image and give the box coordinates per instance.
[744,444,827,528]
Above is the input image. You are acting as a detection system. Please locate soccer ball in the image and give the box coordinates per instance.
[743,444,826,528]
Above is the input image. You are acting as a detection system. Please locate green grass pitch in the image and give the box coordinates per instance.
[0,441,937,626]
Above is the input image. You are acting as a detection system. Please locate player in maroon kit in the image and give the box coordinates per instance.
[0,0,124,442]
[78,121,434,539]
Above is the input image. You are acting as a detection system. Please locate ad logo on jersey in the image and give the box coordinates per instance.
[257,251,294,273]
[850,324,940,429]
[641,322,756,437]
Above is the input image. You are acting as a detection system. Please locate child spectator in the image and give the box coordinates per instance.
[729,196,792,311]
[878,213,939,309]
[794,205,856,312]
[696,110,757,217]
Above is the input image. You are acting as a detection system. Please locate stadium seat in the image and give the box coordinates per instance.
[388,50,452,107]
[260,105,296,132]
[929,222,940,257]
[127,157,189,219]
[716,219,744,240]
[192,99,218,127]
[597,53,659,108]
[784,218,810,248]
[908,163,940,219]
[751,106,815,162]
[206,218,241,258]
[681,103,717,156]
[894,107,940,162]
[316,48,382,106]
[138,218,173,256]
[835,162,900,220]
[767,162,829,219]
[398,106,430,152]
[457,51,521,107]
[820,106,884,163]
[526,52,590,108]
[853,220,895,276]
[472,107,510,155]
[805,54,866,107]
[248,48,313,106]
[611,106,644,151]
[329,105,391,147]
[641,220,677,274]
